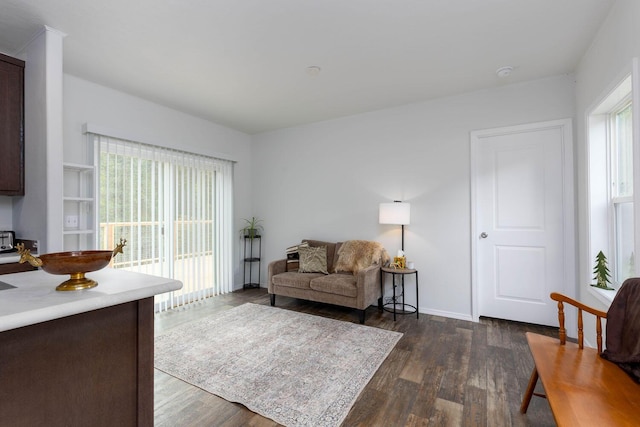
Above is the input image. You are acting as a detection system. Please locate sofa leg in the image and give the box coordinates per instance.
[270,294,276,306]
[378,297,383,310]
[358,310,365,324]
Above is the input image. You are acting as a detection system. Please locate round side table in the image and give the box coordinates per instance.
[380,267,419,321]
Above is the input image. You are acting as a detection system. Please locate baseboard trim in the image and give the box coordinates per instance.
[418,307,474,322]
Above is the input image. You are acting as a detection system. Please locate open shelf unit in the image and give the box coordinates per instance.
[63,162,95,251]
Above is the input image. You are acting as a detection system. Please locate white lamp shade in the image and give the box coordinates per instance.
[379,202,411,225]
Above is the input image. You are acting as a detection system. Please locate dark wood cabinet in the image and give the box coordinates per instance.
[0,298,154,426]
[0,53,25,196]
[0,262,36,275]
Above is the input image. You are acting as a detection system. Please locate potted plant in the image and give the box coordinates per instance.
[240,216,263,239]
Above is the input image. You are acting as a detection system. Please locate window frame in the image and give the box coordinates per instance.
[608,98,634,285]
[587,69,637,299]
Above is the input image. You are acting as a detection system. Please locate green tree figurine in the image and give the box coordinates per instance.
[592,251,614,290]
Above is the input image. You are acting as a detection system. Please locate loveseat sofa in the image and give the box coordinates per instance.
[268,239,389,323]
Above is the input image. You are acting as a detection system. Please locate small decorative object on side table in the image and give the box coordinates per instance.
[381,266,419,321]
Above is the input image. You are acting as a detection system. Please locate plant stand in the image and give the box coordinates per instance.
[243,235,261,289]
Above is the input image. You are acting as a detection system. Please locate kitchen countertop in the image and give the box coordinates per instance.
[0,268,182,332]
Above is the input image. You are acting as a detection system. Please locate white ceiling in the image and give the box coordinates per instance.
[0,0,615,134]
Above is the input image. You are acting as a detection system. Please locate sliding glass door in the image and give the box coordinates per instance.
[93,134,233,311]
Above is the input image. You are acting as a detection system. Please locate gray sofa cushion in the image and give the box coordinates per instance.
[310,273,358,298]
[272,271,325,290]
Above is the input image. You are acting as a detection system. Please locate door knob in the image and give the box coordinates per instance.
[480,232,488,239]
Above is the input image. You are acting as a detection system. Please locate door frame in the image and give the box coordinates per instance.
[470,118,576,323]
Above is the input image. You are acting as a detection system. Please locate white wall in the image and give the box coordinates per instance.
[63,74,253,288]
[0,198,11,230]
[575,1,640,314]
[252,75,575,320]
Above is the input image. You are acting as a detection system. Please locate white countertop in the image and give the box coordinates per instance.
[0,268,182,332]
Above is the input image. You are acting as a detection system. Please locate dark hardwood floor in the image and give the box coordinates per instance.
[154,288,557,426]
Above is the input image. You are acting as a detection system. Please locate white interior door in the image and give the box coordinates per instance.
[471,119,574,326]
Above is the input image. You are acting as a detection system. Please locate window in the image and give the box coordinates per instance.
[611,102,634,283]
[588,73,636,290]
[93,134,234,311]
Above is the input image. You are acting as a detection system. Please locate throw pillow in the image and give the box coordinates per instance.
[298,245,329,274]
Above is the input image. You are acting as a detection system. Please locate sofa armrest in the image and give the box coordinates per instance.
[268,259,287,293]
[355,264,382,308]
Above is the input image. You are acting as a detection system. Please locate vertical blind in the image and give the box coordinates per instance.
[93,133,234,311]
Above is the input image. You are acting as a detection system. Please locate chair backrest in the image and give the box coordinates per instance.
[550,292,608,352]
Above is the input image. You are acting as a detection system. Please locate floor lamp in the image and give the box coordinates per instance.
[379,201,412,310]
[379,201,411,252]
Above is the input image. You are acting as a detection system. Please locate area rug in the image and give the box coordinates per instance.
[154,303,403,427]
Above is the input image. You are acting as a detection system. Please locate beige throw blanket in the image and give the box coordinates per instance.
[334,240,390,274]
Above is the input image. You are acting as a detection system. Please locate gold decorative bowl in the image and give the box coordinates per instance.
[17,239,126,291]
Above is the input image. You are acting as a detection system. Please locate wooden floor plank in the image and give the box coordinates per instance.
[466,323,488,390]
[372,378,420,426]
[154,288,557,426]
[339,387,386,426]
[405,413,430,427]
[410,364,445,420]
[438,326,472,405]
[461,385,487,427]
[429,398,464,427]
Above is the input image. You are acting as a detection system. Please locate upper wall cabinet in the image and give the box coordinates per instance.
[0,53,25,196]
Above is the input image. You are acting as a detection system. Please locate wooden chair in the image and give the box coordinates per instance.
[520,292,640,426]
